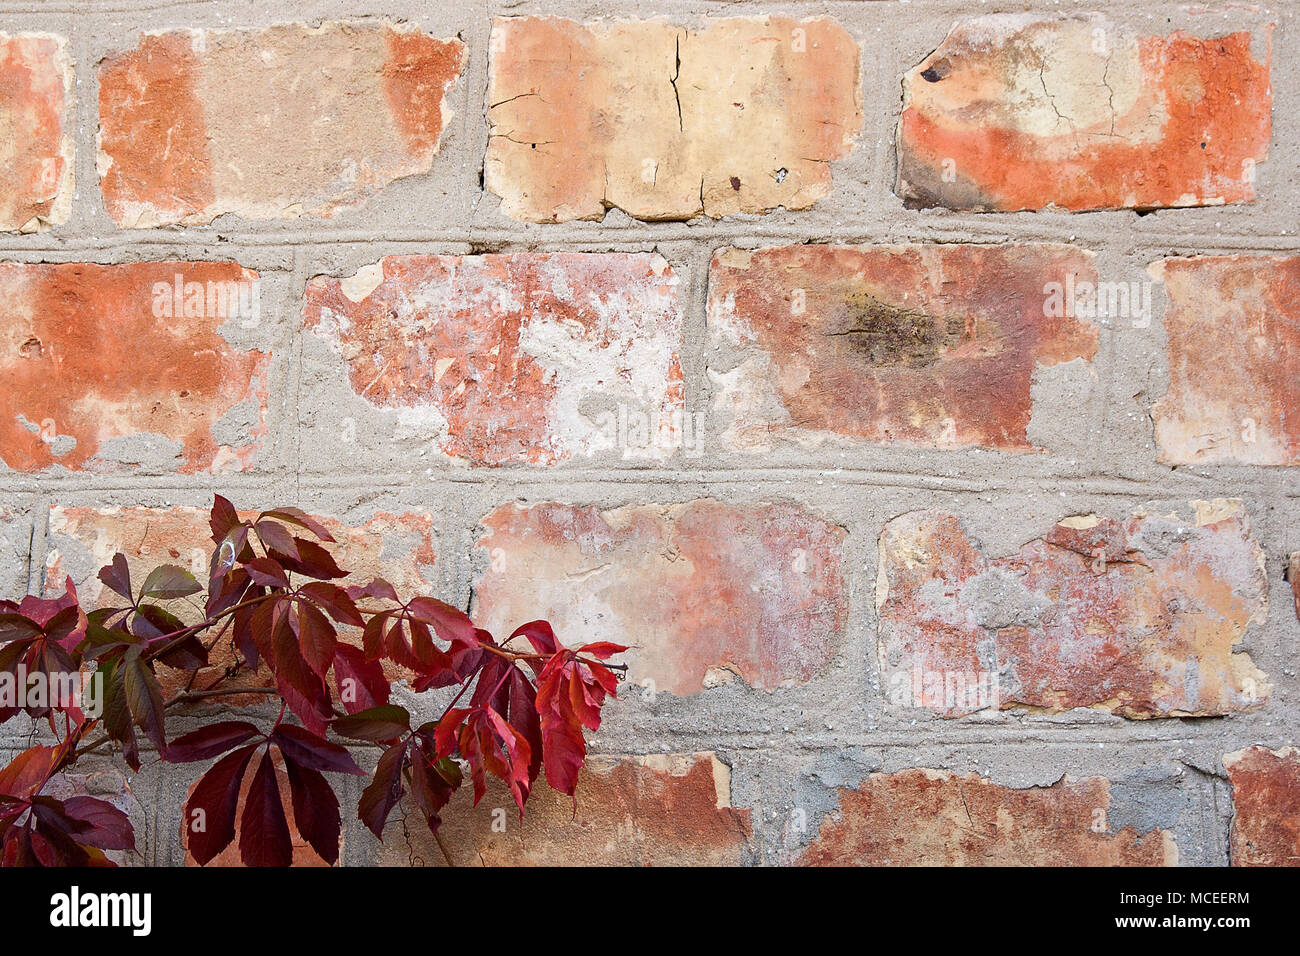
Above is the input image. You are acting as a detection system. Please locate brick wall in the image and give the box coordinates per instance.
[1,0,1298,867]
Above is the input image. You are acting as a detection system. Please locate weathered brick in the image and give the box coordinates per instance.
[0,262,269,474]
[180,749,335,866]
[800,770,1177,865]
[877,500,1269,718]
[707,244,1097,450]
[303,253,682,466]
[1224,746,1300,866]
[898,14,1271,211]
[1152,256,1300,466]
[485,16,860,222]
[45,504,438,697]
[98,22,464,227]
[474,500,847,695]
[378,753,751,866]
[0,33,73,232]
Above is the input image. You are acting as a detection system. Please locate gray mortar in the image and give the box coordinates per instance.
[0,0,1297,865]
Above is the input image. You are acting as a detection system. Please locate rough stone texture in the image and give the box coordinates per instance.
[800,769,1177,865]
[898,14,1272,212]
[0,262,269,474]
[44,504,438,696]
[1291,554,1300,626]
[378,753,751,866]
[708,244,1098,450]
[474,500,847,695]
[98,22,465,227]
[0,507,29,597]
[485,16,861,222]
[1152,256,1300,466]
[1224,746,1300,867]
[0,32,73,232]
[877,500,1269,718]
[303,253,682,466]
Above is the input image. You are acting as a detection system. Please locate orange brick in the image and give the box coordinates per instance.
[474,500,847,695]
[800,769,1177,865]
[303,253,683,466]
[0,33,73,232]
[0,262,269,474]
[877,501,1269,718]
[707,244,1097,450]
[1152,256,1300,466]
[898,14,1271,211]
[485,16,860,221]
[1225,746,1300,867]
[379,753,752,866]
[98,22,464,227]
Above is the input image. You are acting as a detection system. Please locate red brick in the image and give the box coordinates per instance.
[485,16,860,221]
[1224,746,1300,866]
[898,14,1271,211]
[303,253,683,466]
[877,500,1269,718]
[97,23,464,227]
[474,500,847,695]
[707,244,1098,450]
[0,262,269,473]
[1152,256,1300,466]
[0,33,73,232]
[378,753,751,866]
[799,770,1177,866]
[45,504,438,697]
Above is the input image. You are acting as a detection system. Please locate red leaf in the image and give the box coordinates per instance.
[0,745,57,799]
[261,508,336,543]
[358,741,407,839]
[271,724,364,776]
[61,796,134,851]
[276,539,346,580]
[254,519,299,561]
[166,721,263,763]
[293,599,337,678]
[348,577,398,603]
[332,643,390,714]
[299,582,364,628]
[285,761,341,865]
[331,705,409,743]
[97,554,132,601]
[510,620,561,656]
[533,649,621,798]
[244,557,290,589]
[483,706,533,813]
[122,649,167,751]
[407,740,461,834]
[185,743,257,866]
[239,751,292,867]
[209,494,241,544]
[433,708,471,762]
[576,641,628,660]
[406,597,476,648]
